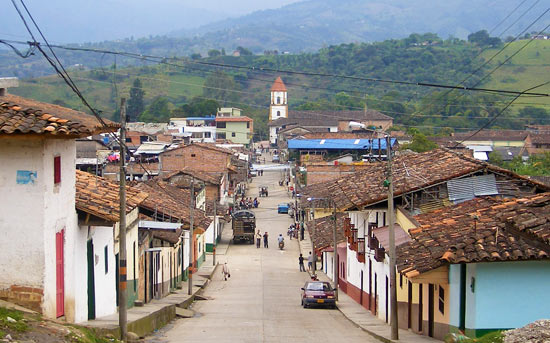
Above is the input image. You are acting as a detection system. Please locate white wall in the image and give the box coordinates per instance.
[0,136,46,289]
[42,139,79,322]
[346,210,391,322]
[204,218,217,245]
[271,91,287,105]
[90,226,117,319]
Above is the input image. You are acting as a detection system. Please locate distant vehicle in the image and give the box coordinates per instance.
[255,149,262,156]
[249,170,258,177]
[301,281,336,309]
[272,155,280,163]
[232,210,255,244]
[278,203,290,214]
[259,186,269,197]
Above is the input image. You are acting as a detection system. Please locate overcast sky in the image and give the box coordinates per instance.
[3,0,303,43]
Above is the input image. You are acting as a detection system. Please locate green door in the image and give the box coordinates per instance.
[87,240,96,320]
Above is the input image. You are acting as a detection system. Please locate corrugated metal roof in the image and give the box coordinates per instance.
[447,174,498,202]
[288,138,397,150]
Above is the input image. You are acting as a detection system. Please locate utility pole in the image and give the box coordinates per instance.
[188,177,195,295]
[332,199,338,301]
[118,98,128,342]
[387,135,398,340]
[213,199,217,266]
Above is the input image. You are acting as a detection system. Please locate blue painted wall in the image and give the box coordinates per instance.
[449,264,462,328]
[467,260,550,329]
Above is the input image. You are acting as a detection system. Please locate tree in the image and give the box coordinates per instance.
[468,30,501,47]
[172,97,220,117]
[519,106,549,124]
[190,53,202,60]
[208,49,221,57]
[203,70,238,105]
[400,133,438,153]
[127,78,145,122]
[139,96,172,123]
[236,46,253,56]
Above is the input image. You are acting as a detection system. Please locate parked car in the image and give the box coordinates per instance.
[272,155,280,163]
[301,281,336,309]
[249,170,258,177]
[255,149,262,156]
[277,203,290,214]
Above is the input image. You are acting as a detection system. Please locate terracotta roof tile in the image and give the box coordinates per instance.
[133,180,212,231]
[397,194,550,275]
[215,116,253,122]
[0,94,118,137]
[306,213,347,253]
[271,76,287,92]
[162,168,222,185]
[302,148,550,211]
[75,170,148,222]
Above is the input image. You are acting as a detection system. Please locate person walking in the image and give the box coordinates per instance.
[222,262,230,281]
[307,251,314,271]
[256,230,262,248]
[298,253,306,272]
[263,231,269,248]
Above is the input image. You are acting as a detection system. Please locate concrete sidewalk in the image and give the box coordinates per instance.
[81,224,231,339]
[297,231,439,343]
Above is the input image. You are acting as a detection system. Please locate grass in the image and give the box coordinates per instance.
[66,326,120,343]
[0,307,28,333]
[479,40,550,109]
[455,331,504,343]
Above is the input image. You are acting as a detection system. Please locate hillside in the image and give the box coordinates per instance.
[2,0,549,79]
[8,35,550,139]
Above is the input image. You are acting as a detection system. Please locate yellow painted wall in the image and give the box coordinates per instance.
[396,208,417,233]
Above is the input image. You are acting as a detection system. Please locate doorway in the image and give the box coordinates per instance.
[55,230,65,318]
[428,284,435,337]
[360,270,364,306]
[86,240,96,320]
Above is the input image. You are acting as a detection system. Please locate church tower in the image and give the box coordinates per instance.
[269,76,288,122]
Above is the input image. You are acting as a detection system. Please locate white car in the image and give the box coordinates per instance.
[255,149,262,156]
[272,155,280,163]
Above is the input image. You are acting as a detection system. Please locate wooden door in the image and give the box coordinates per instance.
[385,276,389,323]
[360,270,364,305]
[428,284,434,337]
[408,281,412,329]
[55,230,65,318]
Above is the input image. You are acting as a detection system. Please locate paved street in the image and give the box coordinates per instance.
[145,160,377,343]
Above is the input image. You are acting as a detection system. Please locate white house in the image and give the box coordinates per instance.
[75,170,147,320]
[0,92,118,322]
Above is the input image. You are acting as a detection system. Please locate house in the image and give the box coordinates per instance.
[159,143,239,200]
[300,148,550,334]
[168,117,217,143]
[75,136,111,174]
[397,194,550,339]
[162,168,223,206]
[267,77,393,145]
[523,132,550,155]
[75,170,147,319]
[288,137,397,164]
[450,129,529,148]
[215,116,253,147]
[0,92,118,322]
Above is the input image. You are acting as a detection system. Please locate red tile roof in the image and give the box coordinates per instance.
[301,149,550,211]
[0,94,118,137]
[215,116,253,122]
[133,181,212,231]
[397,194,550,277]
[271,76,287,92]
[75,170,148,222]
[306,213,348,253]
[162,168,222,185]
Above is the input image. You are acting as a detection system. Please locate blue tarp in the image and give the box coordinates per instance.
[287,138,397,150]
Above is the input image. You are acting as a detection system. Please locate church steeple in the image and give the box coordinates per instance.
[269,76,288,122]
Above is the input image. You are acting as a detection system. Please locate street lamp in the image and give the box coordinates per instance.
[306,197,339,301]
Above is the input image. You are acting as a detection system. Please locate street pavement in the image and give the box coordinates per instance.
[144,159,378,343]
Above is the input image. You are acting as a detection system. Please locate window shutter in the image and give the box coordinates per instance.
[54,156,61,184]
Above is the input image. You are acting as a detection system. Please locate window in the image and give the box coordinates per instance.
[438,286,445,314]
[125,137,132,142]
[216,122,226,128]
[104,245,108,274]
[204,132,211,138]
[191,154,196,157]
[218,132,226,139]
[277,96,281,104]
[400,274,403,288]
[139,135,149,143]
[54,156,61,184]
[246,122,250,129]
[232,132,236,137]
[277,111,280,117]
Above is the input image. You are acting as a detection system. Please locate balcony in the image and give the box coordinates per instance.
[349,228,358,251]
[374,247,386,262]
[356,238,366,263]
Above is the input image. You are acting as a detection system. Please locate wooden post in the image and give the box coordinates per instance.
[387,135,399,340]
[118,98,127,342]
